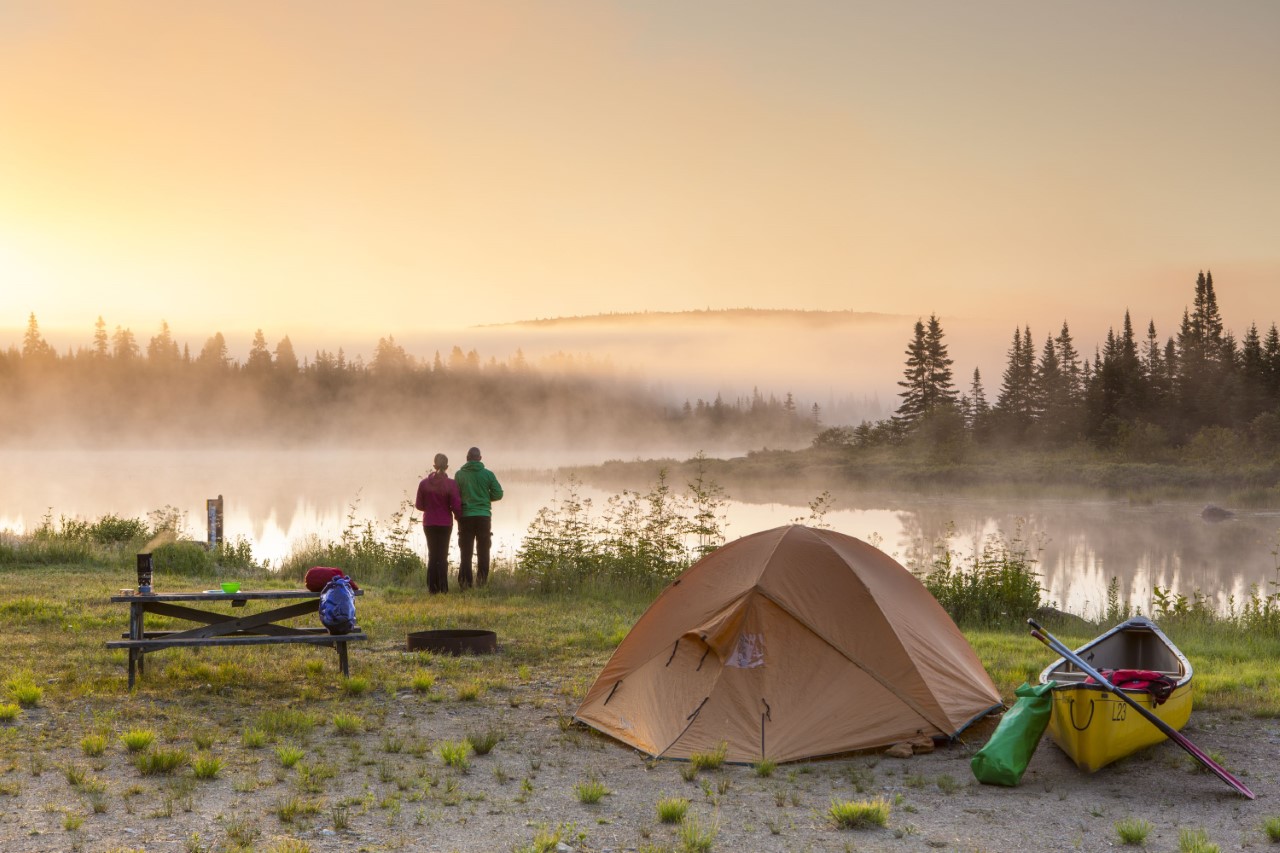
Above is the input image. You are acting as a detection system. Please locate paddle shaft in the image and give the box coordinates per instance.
[1028,619,1254,799]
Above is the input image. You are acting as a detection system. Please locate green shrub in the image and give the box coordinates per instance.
[916,527,1043,627]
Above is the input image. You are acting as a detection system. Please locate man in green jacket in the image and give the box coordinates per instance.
[455,446,504,588]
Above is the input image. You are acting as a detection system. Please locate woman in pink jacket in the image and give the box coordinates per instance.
[415,453,462,594]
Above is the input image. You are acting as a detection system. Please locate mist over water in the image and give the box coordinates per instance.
[3,447,1276,617]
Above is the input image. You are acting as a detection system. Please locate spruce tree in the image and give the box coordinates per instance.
[894,314,957,430]
[995,326,1037,435]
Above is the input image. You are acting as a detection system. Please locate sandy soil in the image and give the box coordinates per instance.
[1,668,1275,853]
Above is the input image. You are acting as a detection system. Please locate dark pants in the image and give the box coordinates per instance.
[424,525,452,594]
[457,515,492,588]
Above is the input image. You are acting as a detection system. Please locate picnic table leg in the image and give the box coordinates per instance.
[128,603,144,688]
[337,640,349,677]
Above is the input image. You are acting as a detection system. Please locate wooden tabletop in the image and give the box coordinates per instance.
[110,589,363,603]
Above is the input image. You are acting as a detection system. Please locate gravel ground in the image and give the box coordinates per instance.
[1,672,1275,853]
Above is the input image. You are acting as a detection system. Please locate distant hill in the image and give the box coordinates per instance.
[484,308,907,329]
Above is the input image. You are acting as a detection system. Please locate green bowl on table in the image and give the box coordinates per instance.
[220,582,241,594]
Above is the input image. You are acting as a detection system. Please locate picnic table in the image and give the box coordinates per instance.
[106,589,367,688]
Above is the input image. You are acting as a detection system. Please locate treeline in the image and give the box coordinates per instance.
[0,317,818,448]
[820,272,1280,457]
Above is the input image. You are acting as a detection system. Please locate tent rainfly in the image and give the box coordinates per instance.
[575,525,1003,763]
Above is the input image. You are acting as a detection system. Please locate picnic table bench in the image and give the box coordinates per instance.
[107,589,367,688]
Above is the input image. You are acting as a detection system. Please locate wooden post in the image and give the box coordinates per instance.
[206,495,224,550]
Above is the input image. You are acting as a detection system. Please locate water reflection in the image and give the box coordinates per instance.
[2,450,1276,617]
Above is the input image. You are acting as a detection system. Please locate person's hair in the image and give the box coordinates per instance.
[433,453,448,471]
[466,447,482,462]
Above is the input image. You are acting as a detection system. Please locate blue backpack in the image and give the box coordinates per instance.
[319,576,357,635]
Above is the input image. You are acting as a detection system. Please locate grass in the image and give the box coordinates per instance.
[191,754,225,779]
[135,747,189,775]
[1263,816,1280,842]
[332,712,362,735]
[753,758,776,778]
[438,740,473,771]
[828,797,891,829]
[410,670,436,692]
[80,734,108,756]
[688,742,728,772]
[1115,817,1153,845]
[465,726,504,756]
[5,677,42,707]
[574,777,609,804]
[276,745,306,768]
[1178,828,1219,853]
[0,703,19,722]
[677,814,718,853]
[656,796,690,823]
[121,729,156,752]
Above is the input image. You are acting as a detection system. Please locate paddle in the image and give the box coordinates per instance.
[1027,618,1254,799]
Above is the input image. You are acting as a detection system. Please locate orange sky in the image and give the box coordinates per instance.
[2,1,1278,353]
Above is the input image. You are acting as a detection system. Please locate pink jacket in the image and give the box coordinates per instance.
[415,472,462,527]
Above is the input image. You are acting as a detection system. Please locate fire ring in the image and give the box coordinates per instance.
[407,629,498,655]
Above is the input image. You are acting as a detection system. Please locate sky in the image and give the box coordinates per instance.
[2,1,1278,360]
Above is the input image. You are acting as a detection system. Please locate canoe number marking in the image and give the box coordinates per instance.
[1067,696,1129,731]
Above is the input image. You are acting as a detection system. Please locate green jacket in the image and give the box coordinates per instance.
[455,461,503,517]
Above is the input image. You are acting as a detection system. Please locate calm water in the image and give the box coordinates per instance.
[2,449,1277,617]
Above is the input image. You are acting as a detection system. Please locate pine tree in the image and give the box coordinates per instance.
[146,321,181,365]
[93,316,110,359]
[1264,324,1280,406]
[197,333,230,370]
[965,367,990,435]
[21,313,52,362]
[274,336,299,375]
[1055,321,1082,402]
[995,325,1037,435]
[111,326,139,361]
[245,329,273,375]
[894,314,957,430]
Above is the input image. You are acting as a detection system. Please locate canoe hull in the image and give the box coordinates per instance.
[1044,680,1192,772]
[1039,617,1193,773]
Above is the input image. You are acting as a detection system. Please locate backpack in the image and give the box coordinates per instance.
[319,576,357,635]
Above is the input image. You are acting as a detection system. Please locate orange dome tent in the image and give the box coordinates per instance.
[575,525,1002,763]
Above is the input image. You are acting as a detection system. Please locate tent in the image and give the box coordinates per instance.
[575,525,1002,763]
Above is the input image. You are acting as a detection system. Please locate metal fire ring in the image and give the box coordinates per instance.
[407,629,498,655]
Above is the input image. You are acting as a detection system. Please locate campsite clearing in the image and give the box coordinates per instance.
[1,565,1278,851]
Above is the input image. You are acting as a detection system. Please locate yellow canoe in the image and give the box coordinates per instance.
[1039,617,1192,773]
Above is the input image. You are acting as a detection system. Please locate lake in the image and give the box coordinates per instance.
[2,448,1277,617]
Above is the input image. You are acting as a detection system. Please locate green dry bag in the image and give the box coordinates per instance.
[970,680,1056,787]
